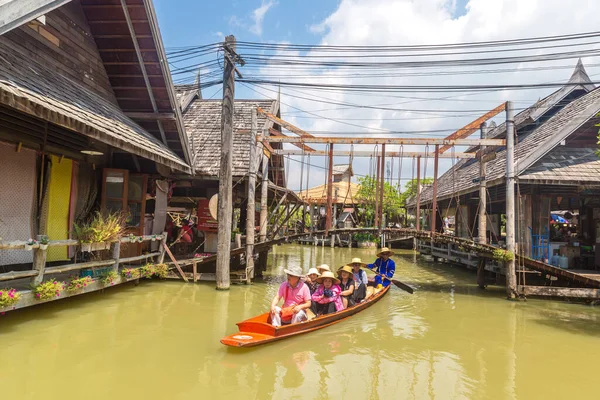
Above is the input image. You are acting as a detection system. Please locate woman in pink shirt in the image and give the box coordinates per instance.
[270,266,312,327]
[311,271,345,316]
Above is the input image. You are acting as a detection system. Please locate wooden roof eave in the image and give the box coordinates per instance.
[142,0,193,168]
[0,85,192,174]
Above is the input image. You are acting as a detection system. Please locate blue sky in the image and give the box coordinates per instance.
[152,0,600,191]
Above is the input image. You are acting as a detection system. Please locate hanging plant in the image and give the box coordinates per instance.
[121,268,140,280]
[139,264,155,279]
[66,276,93,292]
[154,264,169,279]
[0,288,20,309]
[33,281,65,301]
[100,271,118,286]
[492,249,514,263]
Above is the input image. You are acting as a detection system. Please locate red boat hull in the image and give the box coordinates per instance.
[221,285,391,347]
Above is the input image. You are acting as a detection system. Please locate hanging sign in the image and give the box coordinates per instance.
[197,198,218,232]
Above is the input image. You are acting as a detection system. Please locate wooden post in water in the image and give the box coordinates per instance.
[431,144,439,234]
[379,144,386,232]
[31,235,47,286]
[259,153,269,243]
[325,144,334,234]
[415,156,421,231]
[478,122,488,244]
[216,35,239,290]
[505,101,518,299]
[374,155,380,228]
[245,109,258,283]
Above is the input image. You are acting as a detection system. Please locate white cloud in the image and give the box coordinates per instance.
[268,0,600,191]
[249,0,278,36]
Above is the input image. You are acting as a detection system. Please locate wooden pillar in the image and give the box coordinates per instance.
[505,101,517,299]
[158,231,167,264]
[30,235,47,286]
[216,35,237,290]
[416,156,421,231]
[375,155,381,228]
[245,109,258,283]
[478,123,488,244]
[431,144,439,234]
[259,154,269,242]
[325,144,334,234]
[111,241,121,273]
[379,144,386,232]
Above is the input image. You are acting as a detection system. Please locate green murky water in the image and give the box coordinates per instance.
[2,244,600,399]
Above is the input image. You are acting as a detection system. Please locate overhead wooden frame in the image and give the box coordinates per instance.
[263,137,506,146]
[272,149,476,158]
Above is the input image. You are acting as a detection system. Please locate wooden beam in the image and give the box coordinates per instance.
[269,128,315,152]
[257,107,315,139]
[125,112,175,120]
[162,242,189,282]
[273,149,476,158]
[438,103,506,154]
[518,285,600,299]
[0,0,70,35]
[264,137,506,146]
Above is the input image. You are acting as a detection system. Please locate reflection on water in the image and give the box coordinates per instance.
[2,244,600,399]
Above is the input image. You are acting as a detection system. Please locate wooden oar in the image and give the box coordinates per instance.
[364,267,414,294]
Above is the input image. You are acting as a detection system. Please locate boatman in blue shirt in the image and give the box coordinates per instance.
[367,247,395,288]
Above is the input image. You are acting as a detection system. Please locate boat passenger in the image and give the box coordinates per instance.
[305,267,320,294]
[317,264,331,275]
[337,265,356,308]
[270,266,312,327]
[367,247,396,288]
[349,258,368,303]
[311,271,344,316]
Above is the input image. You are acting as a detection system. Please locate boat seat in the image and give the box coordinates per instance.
[365,286,374,300]
[306,309,316,321]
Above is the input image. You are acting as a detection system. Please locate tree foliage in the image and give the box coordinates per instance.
[399,177,433,206]
[356,175,403,226]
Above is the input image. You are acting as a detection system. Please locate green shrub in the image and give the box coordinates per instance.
[66,276,93,292]
[0,288,20,309]
[139,264,155,279]
[33,281,65,301]
[154,264,169,279]
[100,271,118,286]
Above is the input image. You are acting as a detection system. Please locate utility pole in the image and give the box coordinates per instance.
[431,144,439,234]
[216,35,244,290]
[505,101,517,299]
[325,143,334,234]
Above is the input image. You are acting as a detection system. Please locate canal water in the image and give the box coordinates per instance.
[2,244,600,399]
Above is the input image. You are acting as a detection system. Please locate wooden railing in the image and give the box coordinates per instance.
[0,233,167,285]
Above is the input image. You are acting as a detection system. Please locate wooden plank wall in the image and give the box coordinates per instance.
[0,1,117,103]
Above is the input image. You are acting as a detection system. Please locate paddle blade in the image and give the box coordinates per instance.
[392,280,414,294]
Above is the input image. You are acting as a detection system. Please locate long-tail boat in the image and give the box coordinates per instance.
[221,285,390,347]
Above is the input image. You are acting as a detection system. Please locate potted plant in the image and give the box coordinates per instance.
[66,276,93,292]
[39,236,49,251]
[73,212,126,252]
[100,271,118,286]
[0,288,20,310]
[33,280,65,301]
[121,268,140,280]
[139,264,155,279]
[151,235,158,242]
[24,238,37,251]
[154,264,169,279]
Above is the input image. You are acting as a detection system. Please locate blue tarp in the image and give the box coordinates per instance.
[551,214,568,224]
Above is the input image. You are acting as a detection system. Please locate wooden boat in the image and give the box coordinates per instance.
[221,285,390,347]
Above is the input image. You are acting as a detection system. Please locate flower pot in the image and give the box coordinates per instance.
[24,244,33,251]
[81,243,92,252]
[90,242,109,251]
[39,244,49,250]
[357,241,377,249]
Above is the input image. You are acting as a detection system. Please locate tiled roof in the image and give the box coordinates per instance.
[183,98,277,177]
[0,41,191,172]
[519,148,600,183]
[415,86,600,205]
